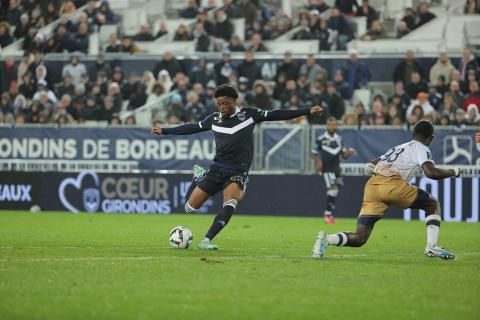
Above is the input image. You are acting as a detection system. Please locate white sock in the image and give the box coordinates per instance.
[326,232,348,246]
[425,214,441,248]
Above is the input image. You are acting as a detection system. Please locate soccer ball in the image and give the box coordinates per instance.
[169,226,193,249]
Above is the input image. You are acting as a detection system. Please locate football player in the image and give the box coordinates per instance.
[312,120,460,259]
[312,117,356,224]
[153,84,324,250]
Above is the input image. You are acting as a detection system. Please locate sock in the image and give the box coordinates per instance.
[325,194,337,216]
[185,201,197,213]
[205,199,237,241]
[326,232,348,246]
[425,214,441,248]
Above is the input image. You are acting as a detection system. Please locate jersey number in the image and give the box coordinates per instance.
[380,147,405,163]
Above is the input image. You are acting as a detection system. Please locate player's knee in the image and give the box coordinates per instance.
[184,202,197,213]
[327,188,338,197]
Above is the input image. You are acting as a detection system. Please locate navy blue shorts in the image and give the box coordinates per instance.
[197,167,249,196]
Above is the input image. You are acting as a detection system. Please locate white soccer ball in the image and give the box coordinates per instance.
[169,226,193,249]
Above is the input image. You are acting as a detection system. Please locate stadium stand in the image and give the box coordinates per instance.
[0,0,479,128]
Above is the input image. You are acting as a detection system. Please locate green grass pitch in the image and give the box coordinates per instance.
[0,211,479,320]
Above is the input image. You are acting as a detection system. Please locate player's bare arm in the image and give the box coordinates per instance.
[421,162,459,180]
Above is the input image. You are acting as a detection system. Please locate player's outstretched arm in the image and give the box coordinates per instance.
[151,123,208,136]
[261,105,325,122]
[421,162,459,180]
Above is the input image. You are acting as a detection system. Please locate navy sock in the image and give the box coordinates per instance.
[325,195,337,215]
[205,199,237,240]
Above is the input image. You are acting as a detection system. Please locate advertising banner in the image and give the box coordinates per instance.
[1,171,477,222]
[310,127,480,165]
[1,127,478,170]
[0,127,215,170]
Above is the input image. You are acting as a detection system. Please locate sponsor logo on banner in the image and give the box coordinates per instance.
[403,177,479,223]
[443,135,473,164]
[59,171,172,214]
[58,171,215,214]
[0,184,32,202]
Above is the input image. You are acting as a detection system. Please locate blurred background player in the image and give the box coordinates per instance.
[312,120,460,260]
[153,85,324,250]
[311,117,356,224]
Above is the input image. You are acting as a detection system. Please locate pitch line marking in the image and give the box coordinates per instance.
[0,252,479,263]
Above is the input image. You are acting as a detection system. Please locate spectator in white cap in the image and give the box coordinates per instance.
[33,79,58,104]
[466,103,480,125]
[31,32,45,51]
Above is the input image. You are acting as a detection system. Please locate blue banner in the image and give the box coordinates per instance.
[311,127,480,165]
[0,127,478,170]
[0,171,478,222]
[0,127,215,170]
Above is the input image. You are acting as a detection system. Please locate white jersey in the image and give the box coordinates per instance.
[377,140,435,182]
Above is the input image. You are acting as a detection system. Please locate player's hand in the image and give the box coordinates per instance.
[476,132,480,144]
[348,148,357,157]
[375,164,399,177]
[151,127,164,135]
[310,105,325,116]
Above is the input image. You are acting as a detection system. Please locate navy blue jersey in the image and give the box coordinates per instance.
[163,107,310,171]
[312,132,343,174]
[199,107,268,170]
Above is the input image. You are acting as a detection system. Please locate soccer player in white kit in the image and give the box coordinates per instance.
[312,120,460,259]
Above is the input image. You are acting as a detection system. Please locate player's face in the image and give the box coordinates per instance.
[327,121,336,134]
[215,96,236,119]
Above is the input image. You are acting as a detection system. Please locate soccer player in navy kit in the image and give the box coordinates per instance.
[152,84,324,249]
[311,117,356,224]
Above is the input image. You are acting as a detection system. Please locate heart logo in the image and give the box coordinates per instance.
[58,171,100,213]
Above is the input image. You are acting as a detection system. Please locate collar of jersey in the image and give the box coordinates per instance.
[228,107,241,118]
[326,132,338,139]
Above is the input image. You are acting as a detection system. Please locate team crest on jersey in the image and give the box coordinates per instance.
[237,112,246,121]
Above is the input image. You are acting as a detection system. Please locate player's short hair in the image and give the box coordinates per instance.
[413,120,434,139]
[327,117,337,123]
[213,84,238,99]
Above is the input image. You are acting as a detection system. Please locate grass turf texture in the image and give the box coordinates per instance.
[0,211,479,320]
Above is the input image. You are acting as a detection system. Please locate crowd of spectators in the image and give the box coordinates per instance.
[344,47,480,128]
[0,0,117,54]
[1,45,479,127]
